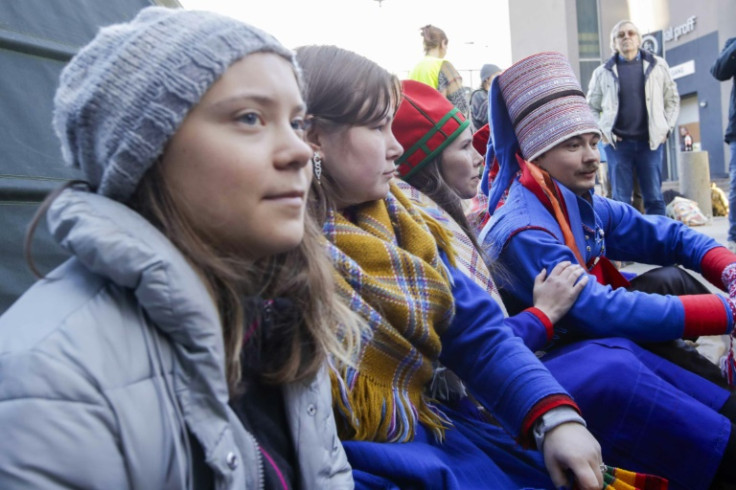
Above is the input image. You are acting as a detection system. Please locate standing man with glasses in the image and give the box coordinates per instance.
[587,20,680,215]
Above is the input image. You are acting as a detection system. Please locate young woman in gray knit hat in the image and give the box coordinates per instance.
[0,6,361,489]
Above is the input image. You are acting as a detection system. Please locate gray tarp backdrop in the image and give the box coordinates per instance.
[0,0,177,313]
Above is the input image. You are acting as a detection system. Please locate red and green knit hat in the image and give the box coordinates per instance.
[393,80,470,179]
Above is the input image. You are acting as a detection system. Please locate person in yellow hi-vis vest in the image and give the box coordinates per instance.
[408,24,469,118]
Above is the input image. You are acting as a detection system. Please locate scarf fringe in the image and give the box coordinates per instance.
[330,365,451,443]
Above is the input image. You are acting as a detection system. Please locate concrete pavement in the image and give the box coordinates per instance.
[620,189,730,294]
[620,218,729,293]
[617,195,733,364]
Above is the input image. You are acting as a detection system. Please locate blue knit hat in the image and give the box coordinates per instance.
[53,6,296,201]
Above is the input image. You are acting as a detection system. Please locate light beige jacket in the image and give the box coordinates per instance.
[587,49,680,150]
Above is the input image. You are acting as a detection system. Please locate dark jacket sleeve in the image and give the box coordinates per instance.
[711,37,736,81]
[504,308,553,352]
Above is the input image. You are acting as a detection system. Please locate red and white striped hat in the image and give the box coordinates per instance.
[497,51,600,161]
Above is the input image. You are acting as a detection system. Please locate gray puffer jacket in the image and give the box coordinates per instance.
[587,49,680,150]
[0,189,353,489]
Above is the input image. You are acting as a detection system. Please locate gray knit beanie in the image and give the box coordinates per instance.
[53,6,296,202]
[480,64,501,83]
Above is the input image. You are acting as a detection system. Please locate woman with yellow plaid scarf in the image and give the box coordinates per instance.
[296,44,612,490]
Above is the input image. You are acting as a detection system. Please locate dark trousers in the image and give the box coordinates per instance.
[631,267,736,488]
[608,140,667,215]
[629,266,732,390]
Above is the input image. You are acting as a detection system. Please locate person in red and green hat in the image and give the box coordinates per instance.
[394,78,592,371]
[299,44,607,490]
[392,78,700,490]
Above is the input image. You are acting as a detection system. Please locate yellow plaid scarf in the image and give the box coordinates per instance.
[394,179,508,317]
[326,182,456,442]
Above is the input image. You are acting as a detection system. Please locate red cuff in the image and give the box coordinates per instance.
[525,307,554,341]
[519,394,580,449]
[680,295,730,338]
[700,247,736,291]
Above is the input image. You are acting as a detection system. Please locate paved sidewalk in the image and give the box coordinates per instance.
[609,176,730,289]
[618,205,733,364]
[620,215,729,293]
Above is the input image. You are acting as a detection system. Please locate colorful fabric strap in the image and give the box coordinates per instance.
[598,464,669,490]
[325,181,457,443]
[513,153,634,289]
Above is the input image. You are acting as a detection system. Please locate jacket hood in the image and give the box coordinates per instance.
[46,188,230,408]
[47,188,220,346]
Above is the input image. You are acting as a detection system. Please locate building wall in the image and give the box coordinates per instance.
[0,0,176,313]
[508,0,735,180]
[508,0,579,76]
[669,31,725,175]
[596,0,629,58]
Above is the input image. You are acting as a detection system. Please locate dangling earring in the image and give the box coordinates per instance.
[312,153,322,181]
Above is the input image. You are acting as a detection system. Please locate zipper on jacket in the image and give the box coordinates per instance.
[259,446,289,490]
[243,428,265,489]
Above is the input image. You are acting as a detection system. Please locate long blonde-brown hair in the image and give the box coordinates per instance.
[296,45,401,224]
[127,163,360,390]
[24,160,360,393]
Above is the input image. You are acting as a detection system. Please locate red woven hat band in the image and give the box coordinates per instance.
[497,52,600,161]
[394,80,470,179]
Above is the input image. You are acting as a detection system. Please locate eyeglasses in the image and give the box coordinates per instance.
[617,30,637,39]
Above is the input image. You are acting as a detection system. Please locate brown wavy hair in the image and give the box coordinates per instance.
[127,163,360,390]
[403,157,482,252]
[295,44,401,223]
[26,164,361,393]
[401,157,507,280]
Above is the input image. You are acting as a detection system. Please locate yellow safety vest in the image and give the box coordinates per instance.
[408,56,444,89]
